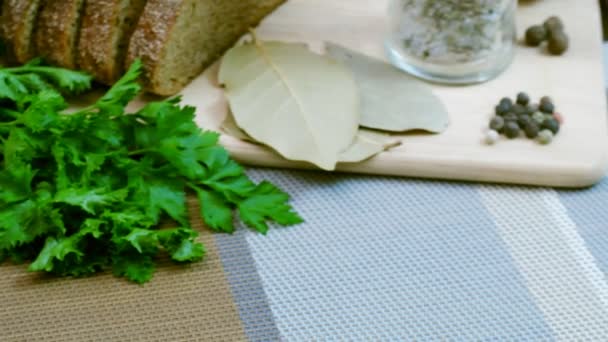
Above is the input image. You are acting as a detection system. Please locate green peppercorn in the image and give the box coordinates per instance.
[516,92,530,106]
[537,129,554,145]
[524,122,540,139]
[525,25,547,47]
[532,112,545,125]
[542,118,560,134]
[489,116,505,131]
[544,114,554,122]
[548,31,569,55]
[518,114,532,128]
[540,101,555,114]
[544,16,564,36]
[504,121,521,139]
[503,113,518,123]
[525,105,536,116]
[513,104,527,116]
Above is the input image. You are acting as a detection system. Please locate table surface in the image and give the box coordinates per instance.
[181,0,608,188]
[3,3,608,342]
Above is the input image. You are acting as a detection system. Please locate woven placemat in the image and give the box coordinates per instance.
[0,198,247,342]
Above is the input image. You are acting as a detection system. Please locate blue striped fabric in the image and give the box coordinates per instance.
[213,44,608,342]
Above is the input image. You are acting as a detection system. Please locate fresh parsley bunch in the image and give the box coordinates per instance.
[0,60,302,283]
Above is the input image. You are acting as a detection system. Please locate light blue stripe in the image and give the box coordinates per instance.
[557,178,608,275]
[240,169,553,341]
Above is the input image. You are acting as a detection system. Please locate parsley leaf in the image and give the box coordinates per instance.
[0,59,92,103]
[238,182,304,234]
[0,60,302,283]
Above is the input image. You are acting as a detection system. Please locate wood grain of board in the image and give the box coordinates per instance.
[144,0,608,188]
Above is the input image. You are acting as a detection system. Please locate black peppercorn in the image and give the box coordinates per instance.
[525,25,547,47]
[500,97,513,106]
[524,122,540,139]
[542,118,560,134]
[516,92,530,106]
[540,101,555,114]
[495,102,511,116]
[548,31,569,55]
[504,121,521,139]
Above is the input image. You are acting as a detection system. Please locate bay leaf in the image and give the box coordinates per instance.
[220,113,401,163]
[339,129,402,163]
[219,39,360,171]
[326,43,450,133]
[220,112,252,141]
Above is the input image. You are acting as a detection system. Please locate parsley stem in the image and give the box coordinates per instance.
[128,148,156,156]
[0,121,16,126]
[70,104,97,116]
[186,182,202,192]
[0,108,19,118]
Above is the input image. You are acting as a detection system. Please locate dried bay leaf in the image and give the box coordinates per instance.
[219,39,360,171]
[339,129,401,163]
[220,113,401,163]
[220,112,252,141]
[326,43,450,133]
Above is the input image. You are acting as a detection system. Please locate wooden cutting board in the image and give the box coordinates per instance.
[168,0,608,188]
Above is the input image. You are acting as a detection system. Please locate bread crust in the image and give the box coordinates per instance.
[1,0,44,63]
[78,0,146,84]
[125,0,181,95]
[35,0,86,69]
[127,0,286,96]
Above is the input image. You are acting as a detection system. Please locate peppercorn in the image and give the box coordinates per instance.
[540,96,553,106]
[518,114,532,128]
[513,104,527,116]
[532,111,545,125]
[544,114,554,122]
[553,112,564,124]
[544,16,564,36]
[489,116,505,131]
[503,113,518,123]
[485,130,500,145]
[525,25,547,47]
[504,121,521,139]
[516,92,530,106]
[540,101,555,114]
[537,129,554,145]
[548,31,569,55]
[499,97,513,108]
[542,118,560,134]
[525,105,536,116]
[495,102,511,116]
[524,122,540,139]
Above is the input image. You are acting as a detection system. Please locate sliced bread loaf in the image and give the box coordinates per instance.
[78,0,147,84]
[1,0,45,63]
[127,0,286,96]
[35,0,86,69]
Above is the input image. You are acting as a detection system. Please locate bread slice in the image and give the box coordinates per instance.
[78,0,147,84]
[35,0,86,69]
[1,0,45,63]
[127,0,286,96]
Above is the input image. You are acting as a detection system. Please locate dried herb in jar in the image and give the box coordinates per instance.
[396,0,509,63]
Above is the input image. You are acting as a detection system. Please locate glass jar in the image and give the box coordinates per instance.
[385,0,517,84]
